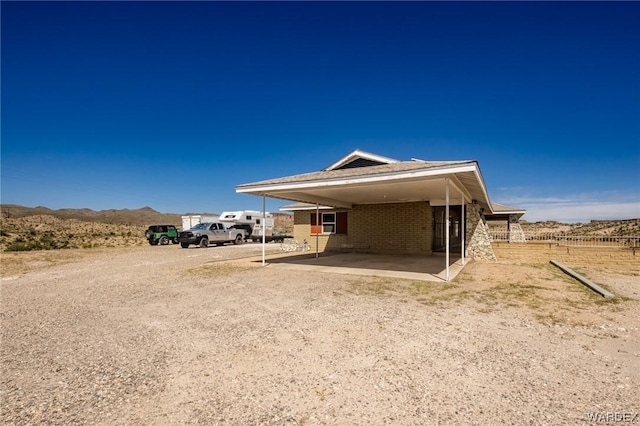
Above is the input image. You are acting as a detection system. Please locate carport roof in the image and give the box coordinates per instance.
[487,203,527,219]
[236,149,521,215]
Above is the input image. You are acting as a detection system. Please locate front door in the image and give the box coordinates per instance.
[432,206,463,252]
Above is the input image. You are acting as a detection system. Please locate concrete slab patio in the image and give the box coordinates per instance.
[253,252,466,281]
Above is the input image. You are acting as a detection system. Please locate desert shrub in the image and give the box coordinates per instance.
[36,232,60,250]
[6,241,38,251]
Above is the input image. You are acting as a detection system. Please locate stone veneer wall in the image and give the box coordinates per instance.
[508,221,526,243]
[293,202,433,255]
[465,204,497,261]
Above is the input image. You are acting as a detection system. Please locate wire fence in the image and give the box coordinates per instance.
[489,230,640,248]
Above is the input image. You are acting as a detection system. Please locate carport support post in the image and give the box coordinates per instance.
[445,178,450,281]
[461,190,465,266]
[262,195,266,266]
[315,204,319,259]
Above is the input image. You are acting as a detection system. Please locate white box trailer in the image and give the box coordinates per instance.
[181,214,219,231]
[219,210,280,242]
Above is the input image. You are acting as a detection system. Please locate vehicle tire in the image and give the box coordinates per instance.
[199,237,209,248]
[173,238,179,244]
[234,234,244,245]
[148,240,157,246]
[180,242,190,249]
[158,235,169,245]
[145,230,153,240]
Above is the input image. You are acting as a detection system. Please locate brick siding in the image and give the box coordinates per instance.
[293,202,433,255]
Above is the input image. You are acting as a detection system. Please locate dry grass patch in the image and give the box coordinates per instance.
[348,277,454,297]
[348,278,395,295]
[0,249,90,277]
[347,277,463,306]
[457,262,634,324]
[185,261,255,278]
[346,261,635,326]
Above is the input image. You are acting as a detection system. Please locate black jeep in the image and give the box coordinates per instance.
[145,225,179,245]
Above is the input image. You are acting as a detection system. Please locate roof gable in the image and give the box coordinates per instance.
[324,149,399,171]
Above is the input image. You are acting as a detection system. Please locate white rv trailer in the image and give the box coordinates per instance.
[181,214,219,231]
[218,210,276,242]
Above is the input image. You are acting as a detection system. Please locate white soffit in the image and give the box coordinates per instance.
[279,203,333,211]
[239,167,488,210]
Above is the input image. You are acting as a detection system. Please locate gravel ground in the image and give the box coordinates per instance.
[1,244,639,425]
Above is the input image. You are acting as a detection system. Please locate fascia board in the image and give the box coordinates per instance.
[236,164,479,194]
[472,166,494,213]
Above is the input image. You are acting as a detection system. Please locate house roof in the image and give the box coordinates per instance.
[491,203,526,213]
[237,150,524,215]
[236,159,475,188]
[487,203,527,218]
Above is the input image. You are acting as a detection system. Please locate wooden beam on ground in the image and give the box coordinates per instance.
[550,260,614,299]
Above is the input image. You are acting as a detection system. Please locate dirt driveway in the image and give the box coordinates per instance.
[1,245,639,425]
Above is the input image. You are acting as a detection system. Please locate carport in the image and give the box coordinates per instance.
[236,150,499,281]
[259,252,465,282]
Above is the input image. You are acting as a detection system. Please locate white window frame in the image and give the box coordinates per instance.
[321,212,336,234]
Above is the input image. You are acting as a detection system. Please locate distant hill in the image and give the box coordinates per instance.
[0,204,186,226]
[501,219,640,236]
[0,205,294,252]
[0,204,293,231]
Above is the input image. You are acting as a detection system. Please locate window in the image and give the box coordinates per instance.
[322,213,336,234]
[310,212,348,235]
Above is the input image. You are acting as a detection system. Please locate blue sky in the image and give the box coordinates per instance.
[1,1,639,222]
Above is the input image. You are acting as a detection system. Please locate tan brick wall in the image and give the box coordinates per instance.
[293,202,433,255]
[492,242,640,273]
[293,211,347,252]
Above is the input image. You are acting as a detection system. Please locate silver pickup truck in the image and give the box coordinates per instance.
[177,222,246,248]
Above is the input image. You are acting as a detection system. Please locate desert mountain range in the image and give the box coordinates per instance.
[0,204,637,252]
